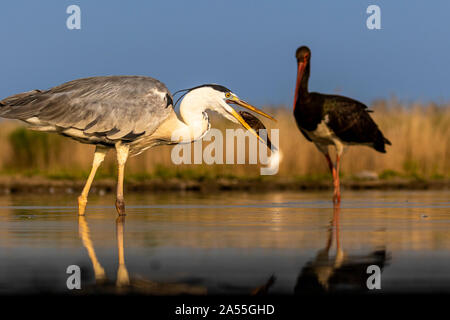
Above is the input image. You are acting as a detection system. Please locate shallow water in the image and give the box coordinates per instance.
[0,190,449,295]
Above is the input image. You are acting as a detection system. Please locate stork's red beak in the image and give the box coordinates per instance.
[293,55,308,111]
[293,62,305,111]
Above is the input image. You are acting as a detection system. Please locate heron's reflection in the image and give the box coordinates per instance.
[294,205,389,294]
[77,215,206,295]
[78,216,107,284]
[115,216,130,287]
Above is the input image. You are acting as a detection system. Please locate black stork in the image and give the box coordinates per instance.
[293,46,391,204]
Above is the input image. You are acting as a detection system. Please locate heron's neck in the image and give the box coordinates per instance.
[173,95,210,143]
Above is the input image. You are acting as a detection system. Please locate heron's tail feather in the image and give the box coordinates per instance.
[0,89,43,119]
[1,89,42,106]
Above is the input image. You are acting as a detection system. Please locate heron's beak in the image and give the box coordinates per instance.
[227,97,277,122]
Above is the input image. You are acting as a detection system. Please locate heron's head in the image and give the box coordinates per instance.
[175,84,276,141]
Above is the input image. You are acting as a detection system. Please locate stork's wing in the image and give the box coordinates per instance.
[320,94,391,153]
[0,76,174,141]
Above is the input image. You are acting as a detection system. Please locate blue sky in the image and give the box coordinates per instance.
[0,1,449,106]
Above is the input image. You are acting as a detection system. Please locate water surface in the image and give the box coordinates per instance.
[0,190,449,295]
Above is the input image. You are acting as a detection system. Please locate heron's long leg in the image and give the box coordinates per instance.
[78,147,108,216]
[78,216,107,283]
[115,142,129,216]
[116,216,130,287]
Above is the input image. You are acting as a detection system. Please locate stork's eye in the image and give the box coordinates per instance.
[225,92,231,98]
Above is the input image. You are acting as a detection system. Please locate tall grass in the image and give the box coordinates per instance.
[0,100,449,180]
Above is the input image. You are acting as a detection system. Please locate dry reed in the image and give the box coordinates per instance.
[0,99,448,180]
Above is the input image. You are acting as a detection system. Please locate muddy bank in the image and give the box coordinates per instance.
[0,176,448,194]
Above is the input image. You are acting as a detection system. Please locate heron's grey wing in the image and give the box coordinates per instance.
[0,76,174,141]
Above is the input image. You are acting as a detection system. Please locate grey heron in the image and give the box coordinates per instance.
[0,76,275,215]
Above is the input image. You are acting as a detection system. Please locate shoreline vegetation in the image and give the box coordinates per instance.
[0,99,449,194]
[0,176,448,195]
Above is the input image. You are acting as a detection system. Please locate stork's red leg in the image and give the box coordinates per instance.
[324,153,334,173]
[335,155,341,204]
[323,153,339,203]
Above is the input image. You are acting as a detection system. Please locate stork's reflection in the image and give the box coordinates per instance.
[78,216,206,295]
[294,205,389,293]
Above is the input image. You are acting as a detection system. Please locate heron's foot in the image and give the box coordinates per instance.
[78,196,88,216]
[115,198,126,216]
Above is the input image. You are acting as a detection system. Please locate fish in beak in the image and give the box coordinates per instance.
[226,95,276,142]
[238,111,283,175]
[238,111,273,150]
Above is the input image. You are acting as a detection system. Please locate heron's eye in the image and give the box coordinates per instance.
[225,92,231,99]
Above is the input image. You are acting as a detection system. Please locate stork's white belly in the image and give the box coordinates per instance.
[303,116,373,155]
[305,117,338,143]
[304,116,345,154]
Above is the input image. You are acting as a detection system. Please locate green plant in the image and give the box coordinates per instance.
[7,128,61,170]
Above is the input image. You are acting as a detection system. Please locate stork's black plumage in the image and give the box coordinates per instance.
[296,92,390,152]
[293,46,391,203]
